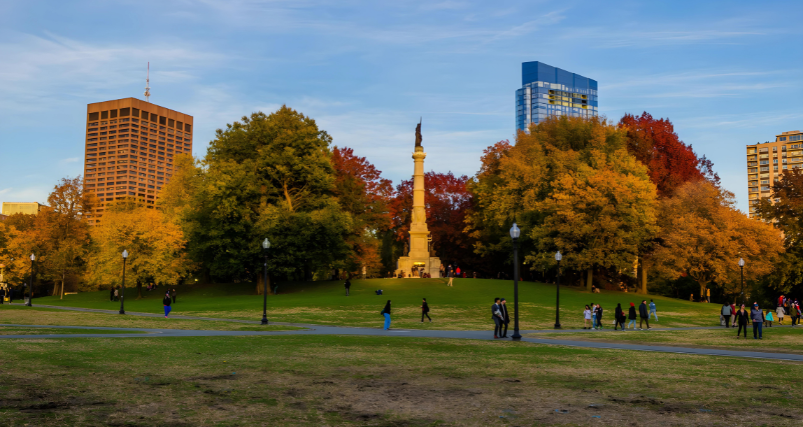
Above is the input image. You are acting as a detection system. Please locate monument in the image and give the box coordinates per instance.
[395,121,442,278]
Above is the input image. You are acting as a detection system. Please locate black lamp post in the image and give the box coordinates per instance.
[554,251,562,329]
[738,258,745,305]
[120,250,128,315]
[26,253,35,306]
[261,238,270,325]
[510,223,522,341]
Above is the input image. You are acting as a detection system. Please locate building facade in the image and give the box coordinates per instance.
[746,130,803,217]
[516,61,598,132]
[82,98,193,225]
[1,202,47,216]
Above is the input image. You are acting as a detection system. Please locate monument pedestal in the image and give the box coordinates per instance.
[396,256,441,278]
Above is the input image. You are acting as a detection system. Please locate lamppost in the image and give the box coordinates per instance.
[738,258,745,305]
[26,254,35,307]
[120,250,128,315]
[554,251,562,329]
[261,238,270,325]
[510,223,522,341]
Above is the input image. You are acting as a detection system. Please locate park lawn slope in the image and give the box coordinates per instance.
[1,334,802,426]
[33,279,721,330]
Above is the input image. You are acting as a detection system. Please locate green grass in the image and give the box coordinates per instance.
[32,279,722,330]
[1,334,802,426]
[0,326,144,335]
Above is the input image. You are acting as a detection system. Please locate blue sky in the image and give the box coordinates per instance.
[1,0,801,212]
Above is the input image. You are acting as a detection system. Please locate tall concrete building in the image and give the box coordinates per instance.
[515,61,598,132]
[746,130,803,217]
[82,98,193,225]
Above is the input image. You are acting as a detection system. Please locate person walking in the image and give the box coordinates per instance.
[750,302,763,340]
[163,291,172,318]
[421,298,431,322]
[113,287,119,302]
[614,304,623,330]
[639,300,651,330]
[591,303,597,330]
[583,305,592,329]
[765,309,774,327]
[628,303,637,330]
[777,304,786,325]
[500,298,510,338]
[171,288,177,304]
[447,266,454,287]
[381,300,392,330]
[596,305,604,330]
[790,300,799,326]
[0,287,5,305]
[492,298,504,339]
[735,304,749,339]
[344,278,351,296]
[455,266,461,278]
[649,299,658,321]
[721,302,732,328]
[109,286,115,302]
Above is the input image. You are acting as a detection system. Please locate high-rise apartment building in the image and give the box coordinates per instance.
[82,98,193,225]
[516,61,598,132]
[746,130,803,216]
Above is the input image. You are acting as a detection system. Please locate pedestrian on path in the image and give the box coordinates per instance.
[583,305,592,329]
[591,303,597,330]
[649,300,658,321]
[639,300,651,330]
[0,287,5,304]
[110,287,114,302]
[447,266,454,287]
[381,300,392,330]
[171,288,177,304]
[628,303,637,330]
[790,301,799,326]
[721,303,732,328]
[500,298,510,338]
[163,291,172,318]
[777,305,786,325]
[421,298,431,322]
[345,278,351,296]
[492,298,503,338]
[735,304,749,338]
[750,302,763,340]
[596,305,604,329]
[765,309,774,327]
[114,287,119,302]
[614,304,624,330]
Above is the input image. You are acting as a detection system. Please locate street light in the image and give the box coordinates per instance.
[509,223,522,341]
[261,238,270,325]
[26,254,35,307]
[120,250,128,315]
[738,258,745,305]
[554,251,562,329]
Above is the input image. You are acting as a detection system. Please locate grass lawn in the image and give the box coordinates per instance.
[0,326,144,335]
[0,305,304,332]
[1,334,802,426]
[528,326,803,354]
[31,279,722,330]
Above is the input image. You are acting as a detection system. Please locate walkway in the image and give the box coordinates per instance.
[4,304,802,362]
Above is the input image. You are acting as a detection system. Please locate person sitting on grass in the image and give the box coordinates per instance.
[163,291,172,318]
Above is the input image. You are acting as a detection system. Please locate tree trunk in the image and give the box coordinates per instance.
[699,283,708,303]
[60,271,66,300]
[586,268,593,292]
[136,281,143,299]
[638,263,648,295]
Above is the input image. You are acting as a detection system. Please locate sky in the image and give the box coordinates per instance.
[0,0,801,212]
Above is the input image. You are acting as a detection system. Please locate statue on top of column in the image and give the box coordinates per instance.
[415,118,422,147]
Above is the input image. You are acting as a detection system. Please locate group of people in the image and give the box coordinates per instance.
[378,298,432,330]
[0,286,15,303]
[491,298,511,338]
[583,300,657,331]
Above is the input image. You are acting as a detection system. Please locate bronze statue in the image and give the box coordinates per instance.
[415,118,422,147]
[403,241,409,256]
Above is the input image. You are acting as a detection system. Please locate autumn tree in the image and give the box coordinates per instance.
[754,168,803,293]
[468,117,658,288]
[652,181,783,301]
[86,204,192,297]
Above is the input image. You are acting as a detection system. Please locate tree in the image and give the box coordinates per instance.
[652,180,783,301]
[86,204,192,297]
[468,117,658,288]
[754,168,803,293]
[619,112,719,197]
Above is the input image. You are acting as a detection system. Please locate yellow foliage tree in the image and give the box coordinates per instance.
[652,181,783,301]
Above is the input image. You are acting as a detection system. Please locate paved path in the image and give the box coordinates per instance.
[5,303,803,362]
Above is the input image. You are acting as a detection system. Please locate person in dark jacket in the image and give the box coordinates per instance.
[750,302,763,339]
[734,304,749,338]
[163,291,172,318]
[171,288,177,304]
[492,298,503,338]
[381,300,392,330]
[596,305,604,329]
[421,298,431,322]
[500,298,510,338]
[344,278,351,296]
[614,303,625,331]
[628,303,637,330]
[721,303,733,328]
[110,286,115,302]
[639,300,651,330]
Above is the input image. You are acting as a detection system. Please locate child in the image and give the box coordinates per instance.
[765,309,774,327]
[583,305,592,329]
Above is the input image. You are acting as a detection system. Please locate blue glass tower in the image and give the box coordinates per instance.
[516,61,598,132]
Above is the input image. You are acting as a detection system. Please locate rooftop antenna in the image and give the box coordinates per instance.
[144,62,151,102]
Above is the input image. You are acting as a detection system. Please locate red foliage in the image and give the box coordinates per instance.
[331,146,393,230]
[619,112,719,197]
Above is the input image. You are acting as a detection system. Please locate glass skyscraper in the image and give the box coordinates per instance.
[516,61,598,132]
